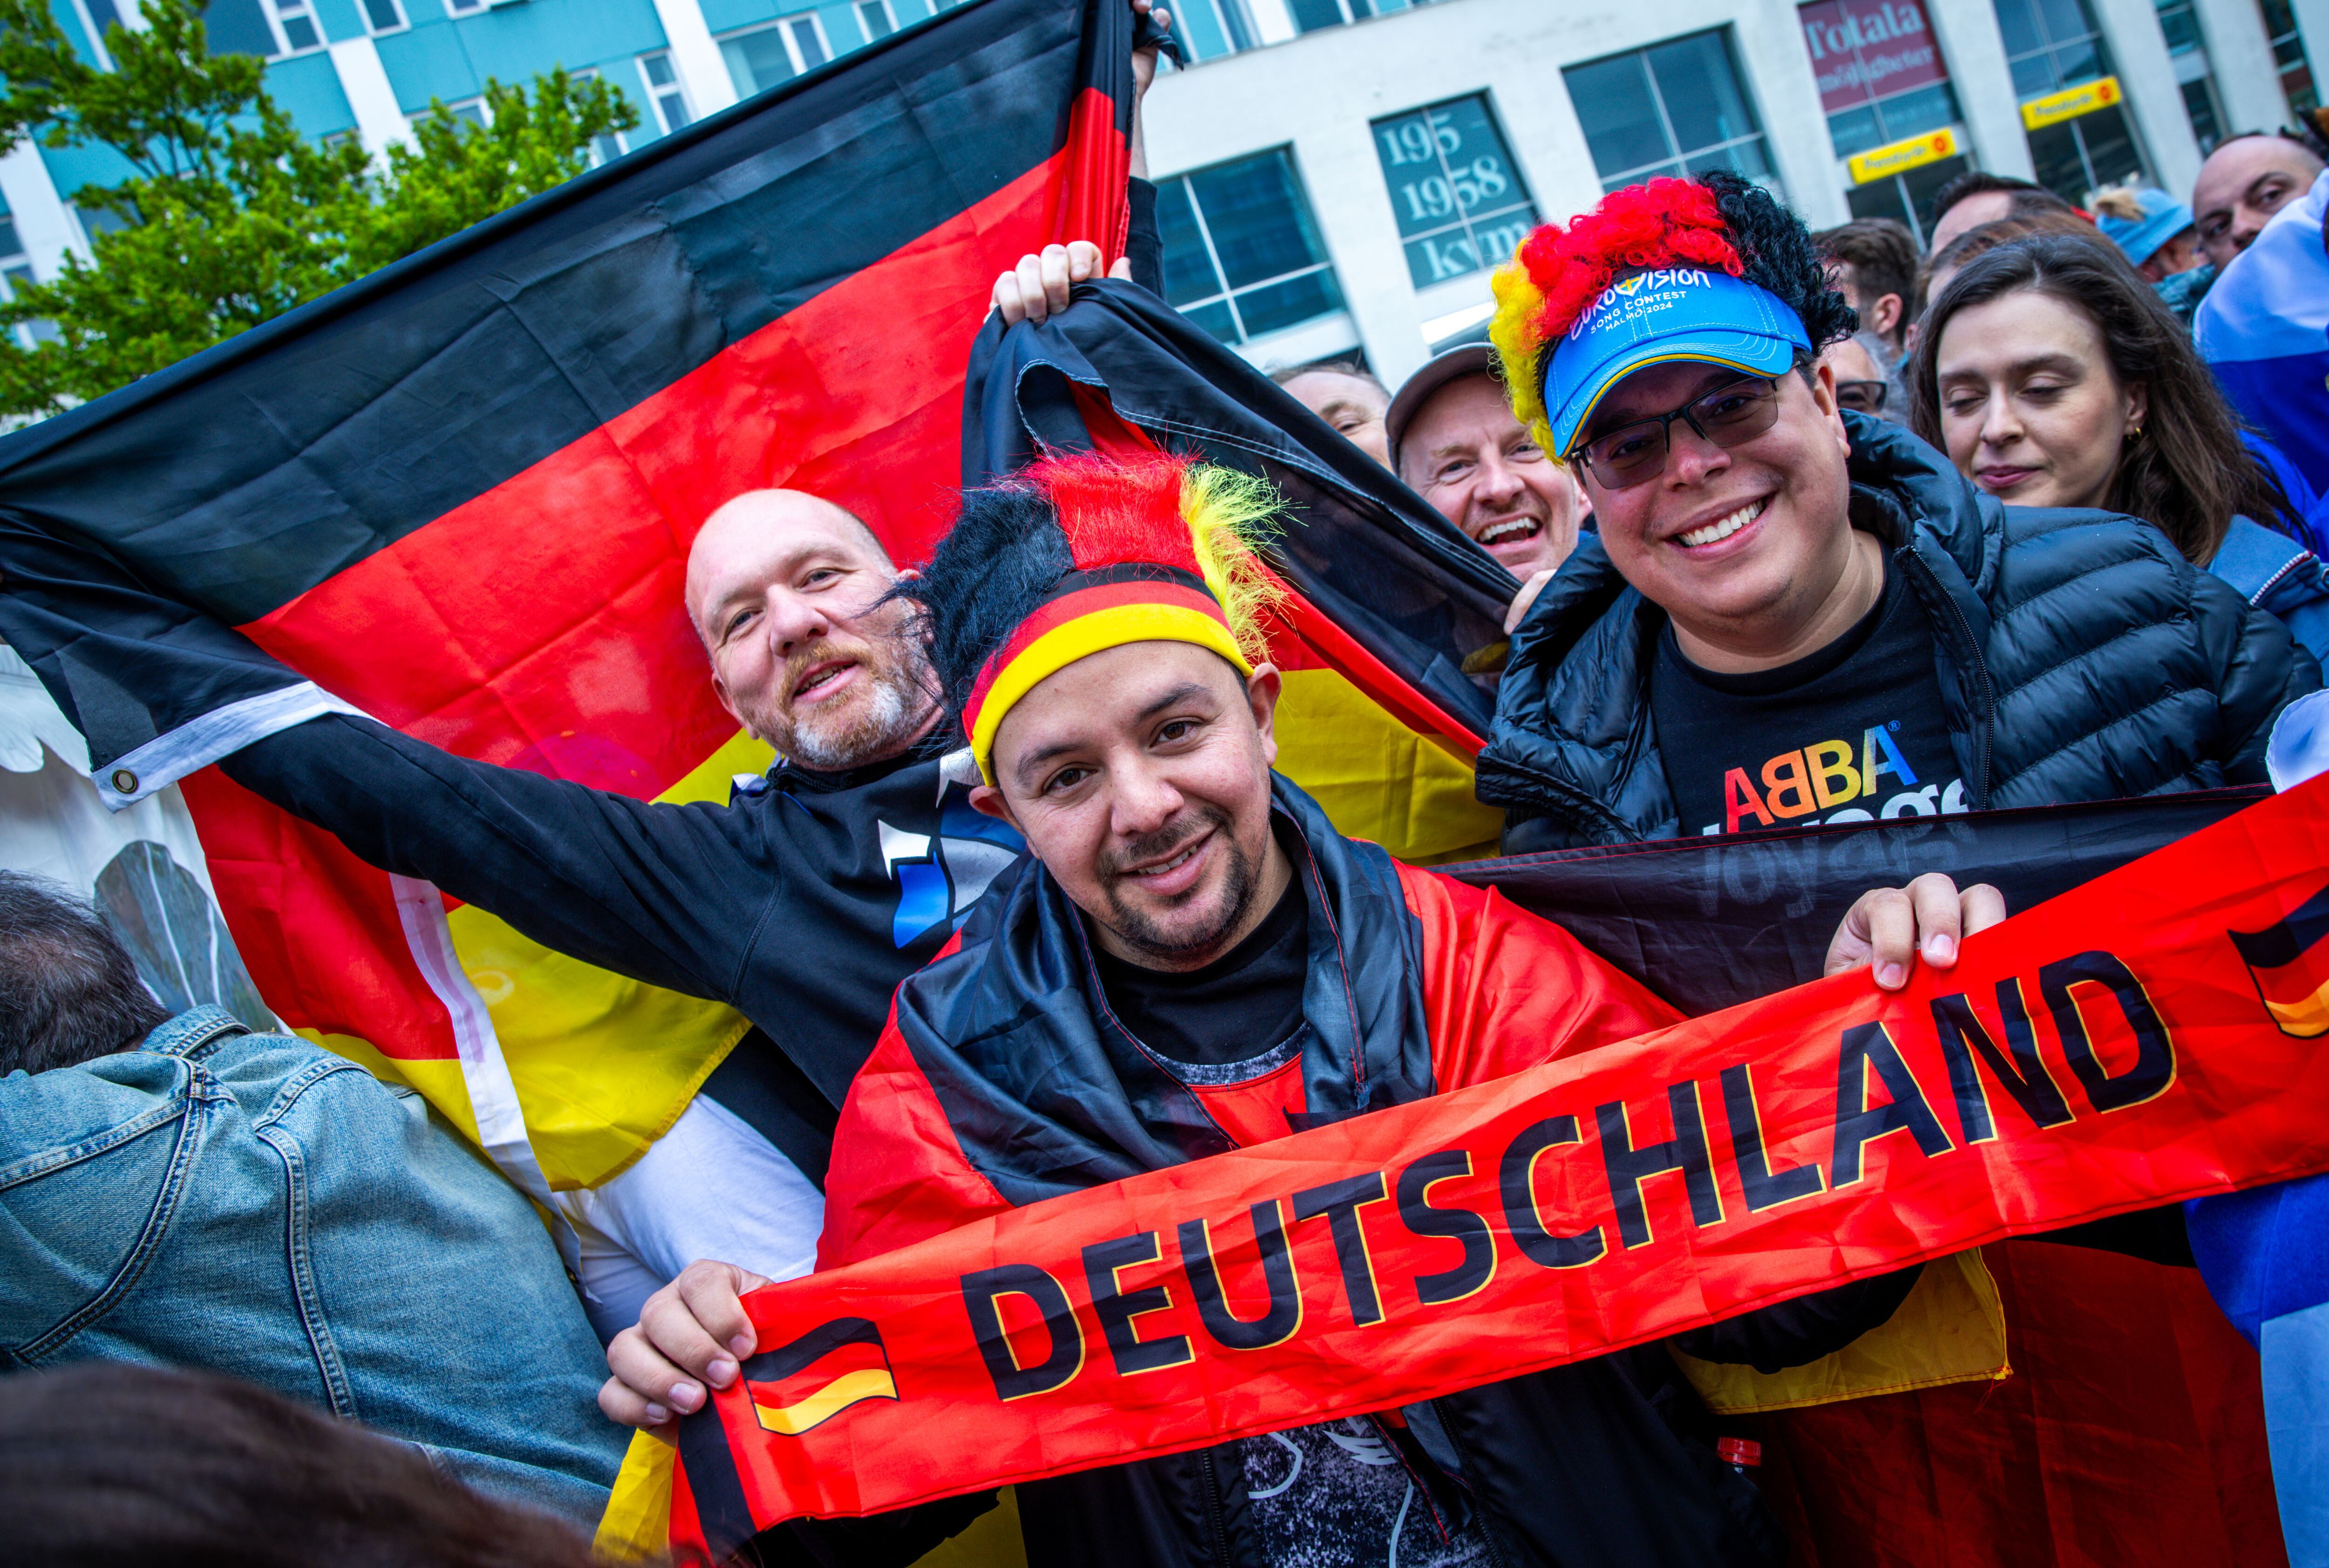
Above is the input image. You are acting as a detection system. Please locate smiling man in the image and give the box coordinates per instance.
[602,450,1984,1568]
[1388,344,1588,607]
[1476,172,2311,852]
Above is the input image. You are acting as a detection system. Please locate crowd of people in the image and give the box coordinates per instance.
[8,4,2329,1559]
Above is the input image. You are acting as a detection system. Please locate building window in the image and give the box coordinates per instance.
[1990,0,2142,198]
[260,0,324,54]
[197,0,286,57]
[2153,0,2223,149]
[1799,0,1962,158]
[360,0,407,33]
[568,69,627,165]
[1371,95,1539,288]
[1155,148,1345,346]
[439,95,490,131]
[1176,0,1258,60]
[858,0,894,39]
[1285,0,1430,31]
[638,53,691,134]
[720,17,831,98]
[0,218,49,349]
[788,15,829,68]
[1565,29,1780,195]
[65,0,118,69]
[2259,0,2315,112]
[443,0,484,13]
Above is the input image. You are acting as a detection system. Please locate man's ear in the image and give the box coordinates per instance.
[1873,292,1905,340]
[969,783,1017,827]
[1808,359,1852,456]
[710,672,756,741]
[1246,663,1283,771]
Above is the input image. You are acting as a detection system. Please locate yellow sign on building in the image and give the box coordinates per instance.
[2021,75,2122,129]
[1849,126,1960,185]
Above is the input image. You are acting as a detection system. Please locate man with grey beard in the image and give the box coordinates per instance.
[203,485,1028,1339]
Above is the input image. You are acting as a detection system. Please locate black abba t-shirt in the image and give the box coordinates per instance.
[1650,562,1964,838]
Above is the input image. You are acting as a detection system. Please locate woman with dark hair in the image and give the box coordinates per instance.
[0,1362,604,1568]
[1908,232,2329,659]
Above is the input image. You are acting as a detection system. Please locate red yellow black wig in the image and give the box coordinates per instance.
[903,452,1282,785]
[1487,172,1856,455]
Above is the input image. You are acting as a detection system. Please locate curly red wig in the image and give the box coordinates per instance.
[1517,178,1745,340]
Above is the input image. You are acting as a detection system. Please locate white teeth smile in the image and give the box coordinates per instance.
[1677,499,1766,548]
[796,665,848,697]
[1130,844,1201,878]
[1477,517,1543,546]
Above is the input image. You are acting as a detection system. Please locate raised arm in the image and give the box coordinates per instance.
[223,712,774,1005]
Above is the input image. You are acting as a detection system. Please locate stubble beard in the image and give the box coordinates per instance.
[762,632,938,772]
[1099,806,1264,967]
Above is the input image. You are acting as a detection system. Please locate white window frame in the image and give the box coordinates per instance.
[856,0,897,39]
[443,0,485,15]
[637,51,693,135]
[568,68,630,167]
[357,0,409,35]
[441,94,491,130]
[63,0,115,70]
[259,0,327,56]
[785,14,831,68]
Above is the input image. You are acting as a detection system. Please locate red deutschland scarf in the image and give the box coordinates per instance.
[677,774,2329,1539]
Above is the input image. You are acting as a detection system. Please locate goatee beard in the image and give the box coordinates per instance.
[768,635,937,772]
[785,671,924,770]
[1101,807,1261,967]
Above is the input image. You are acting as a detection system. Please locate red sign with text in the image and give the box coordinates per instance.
[1800,0,1949,112]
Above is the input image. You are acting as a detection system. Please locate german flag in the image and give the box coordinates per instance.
[2230,882,2329,1038]
[741,1318,899,1436]
[0,0,1158,1200]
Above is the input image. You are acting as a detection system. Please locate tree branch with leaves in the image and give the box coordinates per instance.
[0,0,638,418]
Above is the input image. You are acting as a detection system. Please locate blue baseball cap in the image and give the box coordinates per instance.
[1543,268,1811,458]
[2095,187,2194,268]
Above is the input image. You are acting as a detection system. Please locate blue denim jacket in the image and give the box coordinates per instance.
[0,1007,627,1527]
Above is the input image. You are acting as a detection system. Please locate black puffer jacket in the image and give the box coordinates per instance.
[1480,416,2320,851]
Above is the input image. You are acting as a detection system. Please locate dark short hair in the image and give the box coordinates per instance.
[1816,218,1918,333]
[1907,232,2305,564]
[0,1362,598,1567]
[0,872,170,1075]
[1931,171,2079,229]
[1912,210,2103,316]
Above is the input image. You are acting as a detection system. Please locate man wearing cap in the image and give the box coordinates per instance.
[1475,172,2311,852]
[603,449,1989,1567]
[1387,341,1590,626]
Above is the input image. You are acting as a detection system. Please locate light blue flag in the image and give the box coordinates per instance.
[2200,170,2329,495]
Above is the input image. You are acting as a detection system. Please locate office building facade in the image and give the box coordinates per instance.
[1144,0,2318,383]
[0,0,2315,384]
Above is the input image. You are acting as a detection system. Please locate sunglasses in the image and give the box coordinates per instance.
[1568,373,1786,490]
[1835,379,1889,415]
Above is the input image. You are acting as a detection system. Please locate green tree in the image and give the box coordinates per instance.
[0,0,638,417]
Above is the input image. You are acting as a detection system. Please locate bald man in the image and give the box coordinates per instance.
[2193,132,2327,271]
[205,486,1026,1337]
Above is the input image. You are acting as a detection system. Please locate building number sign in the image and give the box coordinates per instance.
[1373,96,1540,290]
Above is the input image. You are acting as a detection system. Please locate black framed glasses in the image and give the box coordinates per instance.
[1567,374,1787,491]
[1835,379,1889,415]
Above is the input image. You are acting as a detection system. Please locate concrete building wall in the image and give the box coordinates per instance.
[0,0,2315,376]
[1144,0,2315,380]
